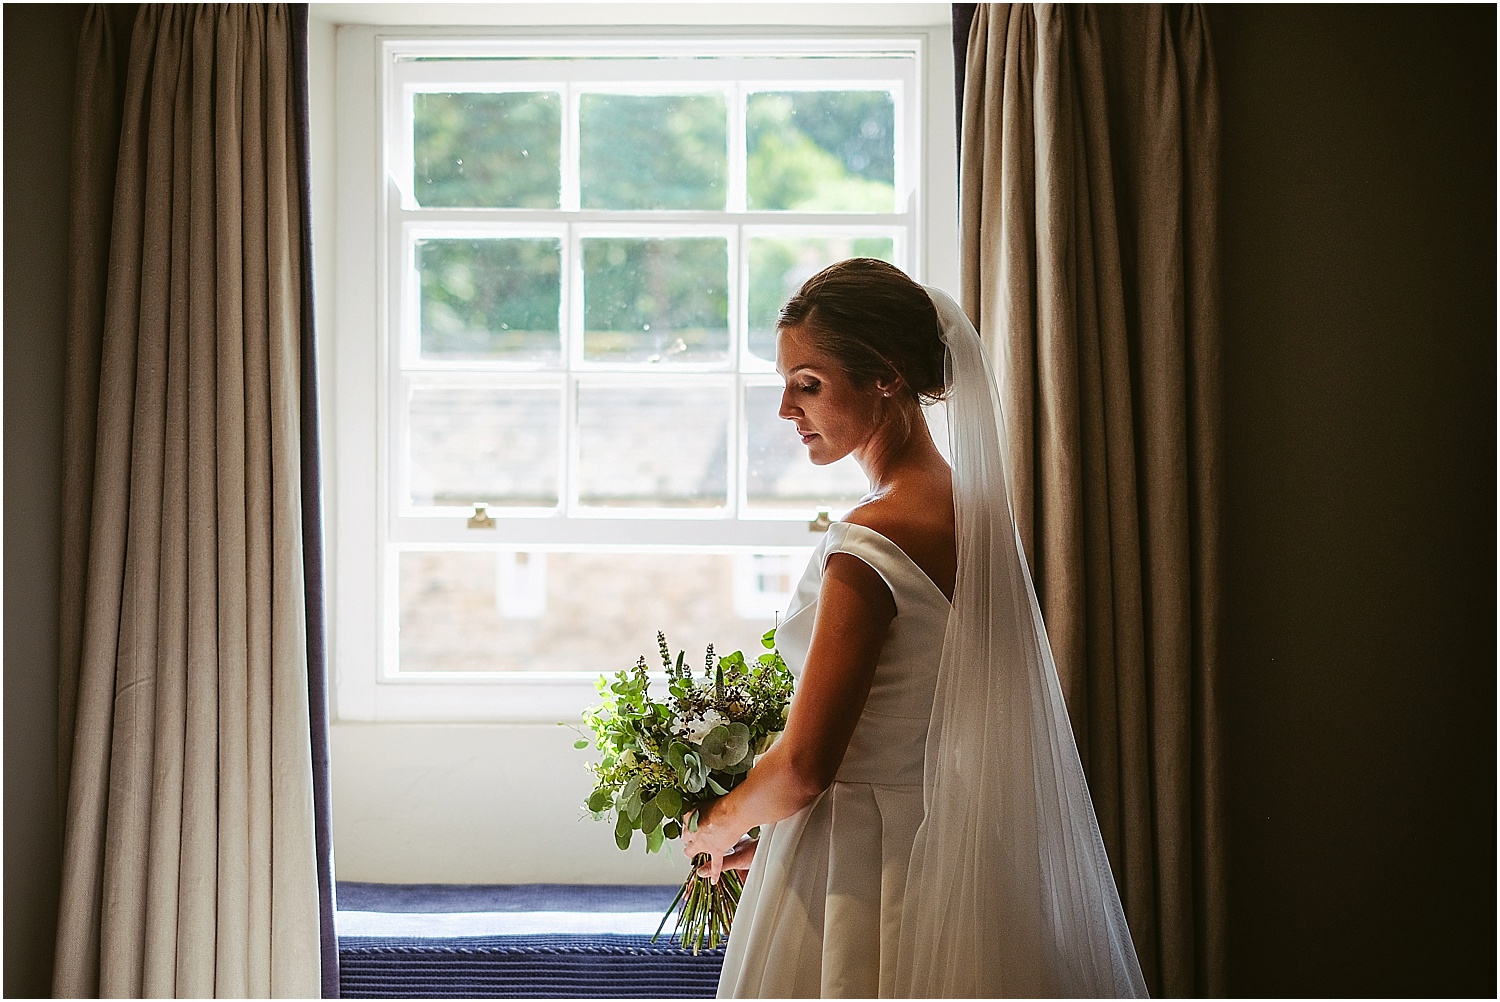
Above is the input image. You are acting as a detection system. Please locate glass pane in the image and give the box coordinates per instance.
[580,93,727,210]
[418,238,562,363]
[746,236,896,361]
[577,383,728,508]
[582,238,729,364]
[407,386,560,507]
[746,90,896,212]
[397,549,810,672]
[413,91,561,208]
[744,384,868,510]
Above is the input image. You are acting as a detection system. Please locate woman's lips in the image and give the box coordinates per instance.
[797,429,817,444]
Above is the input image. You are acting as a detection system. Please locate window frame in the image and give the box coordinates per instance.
[330,23,957,722]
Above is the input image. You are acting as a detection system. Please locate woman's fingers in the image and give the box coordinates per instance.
[725,839,758,873]
[696,838,756,877]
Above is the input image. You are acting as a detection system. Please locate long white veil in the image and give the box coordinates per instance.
[893,287,1148,997]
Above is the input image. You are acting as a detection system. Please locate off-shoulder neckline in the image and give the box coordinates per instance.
[827,520,954,608]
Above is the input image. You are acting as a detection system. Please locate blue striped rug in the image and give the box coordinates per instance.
[337,883,724,998]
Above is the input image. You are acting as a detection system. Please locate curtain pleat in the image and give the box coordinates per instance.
[55,5,323,997]
[958,4,1225,996]
[286,4,342,993]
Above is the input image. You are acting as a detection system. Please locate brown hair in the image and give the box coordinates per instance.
[776,258,946,404]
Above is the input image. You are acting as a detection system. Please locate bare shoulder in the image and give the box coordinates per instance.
[841,466,956,601]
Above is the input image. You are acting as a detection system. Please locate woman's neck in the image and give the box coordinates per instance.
[855,408,948,495]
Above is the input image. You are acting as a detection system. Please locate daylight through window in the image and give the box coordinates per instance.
[379,40,926,682]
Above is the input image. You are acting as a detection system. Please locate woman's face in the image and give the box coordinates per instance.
[774,323,887,467]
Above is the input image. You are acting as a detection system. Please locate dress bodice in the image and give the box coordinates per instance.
[772,521,951,787]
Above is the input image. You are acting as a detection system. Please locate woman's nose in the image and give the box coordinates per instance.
[778,388,797,420]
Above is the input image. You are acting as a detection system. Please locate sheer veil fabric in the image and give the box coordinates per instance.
[893,287,1147,997]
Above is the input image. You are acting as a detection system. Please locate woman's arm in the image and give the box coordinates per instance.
[681,551,896,882]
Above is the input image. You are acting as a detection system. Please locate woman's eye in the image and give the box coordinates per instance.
[799,381,821,394]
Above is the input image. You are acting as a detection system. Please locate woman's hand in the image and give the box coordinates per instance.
[695,836,757,879]
[680,800,747,884]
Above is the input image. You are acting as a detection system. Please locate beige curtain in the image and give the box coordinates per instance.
[959,5,1225,996]
[54,6,321,997]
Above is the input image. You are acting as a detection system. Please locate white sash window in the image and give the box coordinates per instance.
[331,28,955,720]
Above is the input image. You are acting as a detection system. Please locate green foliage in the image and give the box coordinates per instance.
[746,91,896,211]
[417,238,561,361]
[412,89,900,369]
[580,93,727,210]
[698,722,751,771]
[578,629,794,858]
[581,238,729,363]
[414,91,560,208]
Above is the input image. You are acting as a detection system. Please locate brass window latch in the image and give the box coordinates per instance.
[808,506,832,533]
[468,503,496,529]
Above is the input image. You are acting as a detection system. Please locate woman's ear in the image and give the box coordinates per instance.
[875,376,905,398]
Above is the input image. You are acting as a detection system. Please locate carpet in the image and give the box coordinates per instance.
[337,882,724,999]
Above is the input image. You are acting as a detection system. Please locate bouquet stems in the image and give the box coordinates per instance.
[653,853,744,954]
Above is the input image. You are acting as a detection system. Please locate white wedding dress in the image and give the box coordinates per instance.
[715,285,1146,999]
[716,520,950,999]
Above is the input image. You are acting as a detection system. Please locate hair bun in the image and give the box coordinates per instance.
[777,258,947,403]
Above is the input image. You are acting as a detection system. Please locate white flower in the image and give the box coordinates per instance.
[679,709,728,745]
[618,750,637,769]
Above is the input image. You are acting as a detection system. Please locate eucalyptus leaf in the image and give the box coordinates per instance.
[586,787,612,813]
[680,752,709,794]
[655,787,683,818]
[706,775,729,796]
[614,811,633,851]
[699,722,751,770]
[574,739,589,749]
[646,824,666,854]
[625,791,643,822]
[667,742,690,775]
[640,800,663,835]
[663,820,682,840]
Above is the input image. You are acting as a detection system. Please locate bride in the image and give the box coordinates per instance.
[681,259,1147,998]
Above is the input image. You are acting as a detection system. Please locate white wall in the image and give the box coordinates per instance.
[308,1,955,885]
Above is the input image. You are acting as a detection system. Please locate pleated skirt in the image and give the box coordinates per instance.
[716,781,924,999]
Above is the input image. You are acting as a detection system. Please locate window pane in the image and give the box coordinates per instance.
[418,238,562,364]
[582,238,729,364]
[397,550,807,672]
[577,383,728,508]
[407,386,560,507]
[413,91,561,208]
[747,91,896,212]
[746,235,896,362]
[580,94,727,210]
[744,384,869,510]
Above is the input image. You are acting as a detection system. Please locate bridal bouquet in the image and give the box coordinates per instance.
[577,630,794,953]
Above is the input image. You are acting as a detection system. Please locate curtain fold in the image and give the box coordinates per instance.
[287,5,341,996]
[55,5,325,997]
[957,4,1225,996]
